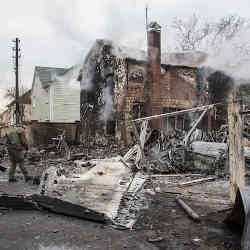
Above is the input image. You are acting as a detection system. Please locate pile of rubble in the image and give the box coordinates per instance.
[145,130,187,173]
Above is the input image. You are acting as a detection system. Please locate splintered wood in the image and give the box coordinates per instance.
[183,109,208,146]
[124,120,149,168]
[228,103,245,202]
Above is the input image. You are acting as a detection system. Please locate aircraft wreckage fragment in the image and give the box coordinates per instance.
[0,193,106,223]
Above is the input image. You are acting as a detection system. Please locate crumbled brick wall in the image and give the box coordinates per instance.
[111,61,202,146]
[121,63,200,145]
[160,67,197,109]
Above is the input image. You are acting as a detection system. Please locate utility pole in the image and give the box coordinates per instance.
[12,38,21,125]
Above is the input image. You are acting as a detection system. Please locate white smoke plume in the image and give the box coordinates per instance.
[100,86,113,122]
[54,64,82,90]
[80,41,103,91]
[202,29,250,81]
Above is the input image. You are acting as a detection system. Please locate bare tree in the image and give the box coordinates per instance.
[172,14,212,51]
[172,14,248,52]
[171,14,250,73]
[214,15,245,41]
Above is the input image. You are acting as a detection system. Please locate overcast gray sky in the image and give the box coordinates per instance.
[0,0,249,111]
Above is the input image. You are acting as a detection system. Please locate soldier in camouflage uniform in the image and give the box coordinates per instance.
[6,126,31,183]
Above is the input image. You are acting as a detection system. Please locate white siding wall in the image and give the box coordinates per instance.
[50,76,80,123]
[31,75,50,121]
[31,70,80,123]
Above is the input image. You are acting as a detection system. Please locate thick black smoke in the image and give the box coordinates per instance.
[207,71,234,103]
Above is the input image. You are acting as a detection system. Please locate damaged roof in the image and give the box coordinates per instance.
[35,66,68,88]
[90,39,207,68]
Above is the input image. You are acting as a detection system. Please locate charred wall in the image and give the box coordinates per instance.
[122,62,201,145]
[121,59,147,146]
[160,66,197,109]
[196,68,235,130]
[80,41,128,147]
[79,41,207,147]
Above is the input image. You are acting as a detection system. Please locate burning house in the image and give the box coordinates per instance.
[79,21,208,147]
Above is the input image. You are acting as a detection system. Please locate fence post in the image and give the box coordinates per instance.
[228,102,245,202]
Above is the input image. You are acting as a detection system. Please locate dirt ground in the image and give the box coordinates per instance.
[0,193,241,250]
[135,193,241,250]
[0,160,242,250]
[0,209,158,250]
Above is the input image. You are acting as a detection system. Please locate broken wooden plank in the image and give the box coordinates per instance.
[191,141,250,159]
[123,145,139,162]
[178,177,216,187]
[176,197,200,222]
[150,174,202,178]
[228,103,245,201]
[183,109,208,146]
[70,153,86,161]
[191,141,227,158]
[131,122,145,167]
[119,158,130,169]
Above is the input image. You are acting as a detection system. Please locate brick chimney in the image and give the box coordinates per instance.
[147,21,162,129]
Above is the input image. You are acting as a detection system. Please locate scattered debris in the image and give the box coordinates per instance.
[146,129,187,173]
[114,173,148,229]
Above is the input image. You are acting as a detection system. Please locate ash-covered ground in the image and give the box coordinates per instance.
[0,146,242,250]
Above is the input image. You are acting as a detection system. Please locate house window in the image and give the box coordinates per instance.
[106,120,116,135]
[163,107,186,131]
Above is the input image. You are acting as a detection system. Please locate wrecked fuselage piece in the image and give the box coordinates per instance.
[226,187,250,250]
